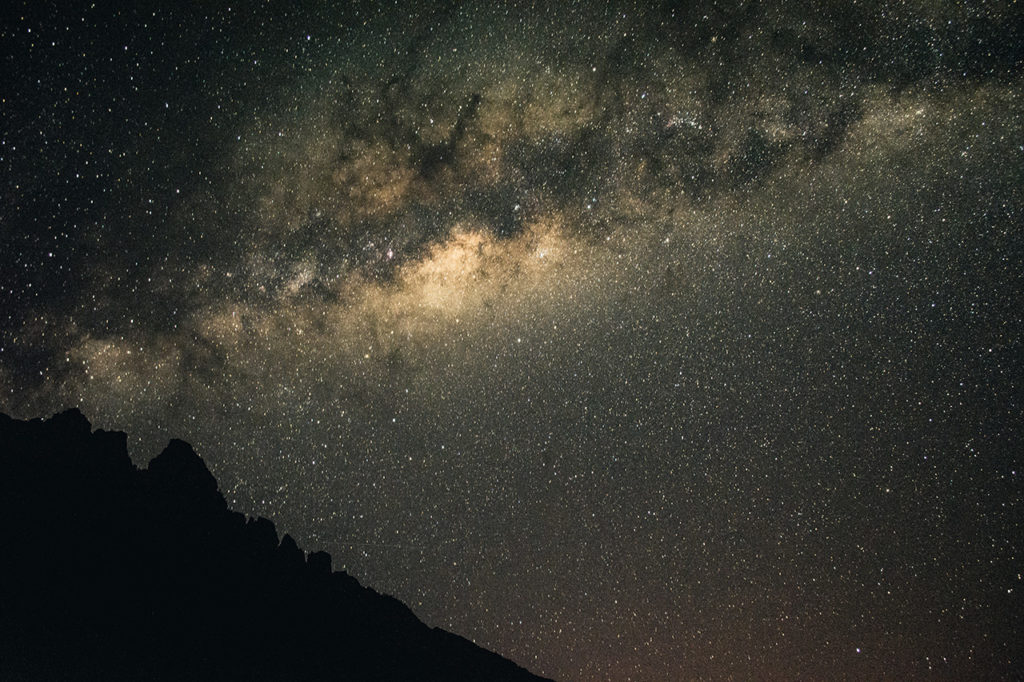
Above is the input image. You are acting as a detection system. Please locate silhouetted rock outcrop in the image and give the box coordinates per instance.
[0,410,552,681]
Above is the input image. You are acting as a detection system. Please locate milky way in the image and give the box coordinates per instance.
[2,2,1022,679]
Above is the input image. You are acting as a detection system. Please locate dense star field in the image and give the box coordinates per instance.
[2,2,1022,679]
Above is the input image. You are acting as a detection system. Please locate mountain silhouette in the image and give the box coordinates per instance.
[0,409,553,681]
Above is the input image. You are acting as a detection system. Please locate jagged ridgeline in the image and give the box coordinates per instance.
[0,410,551,682]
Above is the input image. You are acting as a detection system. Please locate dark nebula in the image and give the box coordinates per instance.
[2,2,1022,679]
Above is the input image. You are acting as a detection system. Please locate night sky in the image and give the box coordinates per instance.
[2,2,1022,679]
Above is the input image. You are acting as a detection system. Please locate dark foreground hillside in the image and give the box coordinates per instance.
[0,410,552,681]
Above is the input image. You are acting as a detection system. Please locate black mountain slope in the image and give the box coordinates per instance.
[0,409,553,682]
